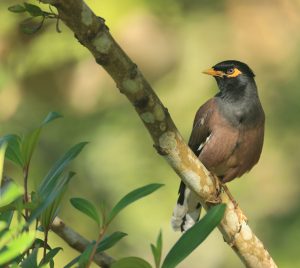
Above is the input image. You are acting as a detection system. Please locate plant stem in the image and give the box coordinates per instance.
[23,165,29,220]
[23,164,31,258]
[43,229,49,260]
[86,226,107,268]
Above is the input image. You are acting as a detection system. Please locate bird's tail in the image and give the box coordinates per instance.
[171,182,201,232]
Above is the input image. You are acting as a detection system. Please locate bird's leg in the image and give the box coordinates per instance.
[213,174,238,209]
[212,174,222,196]
[205,175,222,205]
[222,183,238,209]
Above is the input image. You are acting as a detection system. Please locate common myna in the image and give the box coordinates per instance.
[171,60,265,232]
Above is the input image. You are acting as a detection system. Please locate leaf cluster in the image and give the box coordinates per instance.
[0,111,226,268]
[8,2,61,34]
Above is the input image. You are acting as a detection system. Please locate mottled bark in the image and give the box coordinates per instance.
[41,0,277,267]
[51,217,114,267]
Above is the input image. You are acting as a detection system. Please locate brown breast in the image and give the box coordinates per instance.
[199,104,265,183]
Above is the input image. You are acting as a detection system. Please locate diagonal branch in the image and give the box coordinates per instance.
[51,217,115,268]
[41,0,277,267]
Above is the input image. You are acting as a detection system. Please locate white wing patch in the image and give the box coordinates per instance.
[197,134,211,152]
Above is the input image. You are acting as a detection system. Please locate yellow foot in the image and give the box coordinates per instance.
[222,183,238,209]
[205,197,221,205]
[212,174,238,209]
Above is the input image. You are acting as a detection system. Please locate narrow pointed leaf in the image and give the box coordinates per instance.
[0,182,24,208]
[97,232,127,253]
[22,112,62,166]
[24,3,43,17]
[20,17,44,34]
[8,4,26,13]
[78,243,95,268]
[21,128,41,166]
[33,238,51,249]
[29,172,75,224]
[151,230,163,268]
[162,204,226,268]
[20,247,38,268]
[0,211,14,230]
[0,230,35,265]
[0,141,7,183]
[70,197,101,227]
[39,142,88,195]
[111,257,152,268]
[41,112,63,126]
[64,256,79,268]
[0,222,7,232]
[0,135,23,167]
[63,232,126,267]
[31,141,88,223]
[39,247,62,266]
[40,172,74,230]
[108,183,163,223]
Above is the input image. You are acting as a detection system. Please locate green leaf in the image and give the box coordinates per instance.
[21,128,41,166]
[29,142,87,223]
[0,230,35,265]
[0,141,7,184]
[111,257,152,268]
[0,182,24,208]
[33,238,51,249]
[40,172,74,230]
[22,112,62,166]
[108,183,163,223]
[29,171,75,224]
[8,4,26,13]
[24,3,43,17]
[78,243,95,268]
[39,247,62,266]
[64,256,79,268]
[161,204,226,268]
[0,134,23,167]
[39,142,88,195]
[41,111,63,126]
[151,230,162,268]
[20,17,44,34]
[20,247,38,268]
[97,231,127,253]
[0,211,14,231]
[70,197,101,227]
[0,221,7,232]
[64,232,127,268]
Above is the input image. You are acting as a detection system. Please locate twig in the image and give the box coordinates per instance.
[40,0,277,267]
[86,227,106,268]
[43,229,49,260]
[23,165,30,220]
[50,217,115,268]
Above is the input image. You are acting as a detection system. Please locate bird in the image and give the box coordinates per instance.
[171,60,265,232]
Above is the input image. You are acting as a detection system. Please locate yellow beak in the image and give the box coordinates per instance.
[202,68,224,77]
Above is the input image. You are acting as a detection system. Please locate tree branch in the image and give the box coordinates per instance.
[41,0,277,267]
[50,217,115,268]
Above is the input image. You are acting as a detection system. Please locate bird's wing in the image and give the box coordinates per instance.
[188,98,215,156]
[171,98,215,232]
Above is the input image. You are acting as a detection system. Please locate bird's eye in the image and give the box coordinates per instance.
[226,68,234,75]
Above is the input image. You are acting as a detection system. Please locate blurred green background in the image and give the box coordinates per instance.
[1,0,300,267]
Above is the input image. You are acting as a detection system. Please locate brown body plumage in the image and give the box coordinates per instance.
[172,60,265,232]
[190,97,264,182]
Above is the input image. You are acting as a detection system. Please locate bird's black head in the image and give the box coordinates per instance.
[203,60,257,99]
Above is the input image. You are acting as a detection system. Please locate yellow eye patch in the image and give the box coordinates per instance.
[227,68,242,78]
[203,67,242,78]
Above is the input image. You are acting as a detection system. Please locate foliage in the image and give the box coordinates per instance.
[5,1,228,266]
[0,111,225,267]
[8,2,60,34]
[0,112,85,266]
